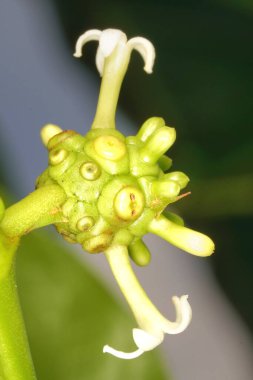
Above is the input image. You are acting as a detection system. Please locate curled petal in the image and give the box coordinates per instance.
[103,329,162,359]
[127,37,156,73]
[73,29,101,58]
[104,245,192,359]
[74,29,155,76]
[103,345,144,360]
[162,295,192,334]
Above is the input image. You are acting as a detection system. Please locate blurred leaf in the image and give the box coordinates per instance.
[218,0,253,13]
[176,174,253,219]
[15,231,168,380]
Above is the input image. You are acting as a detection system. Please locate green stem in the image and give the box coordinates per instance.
[1,185,66,238]
[0,239,37,380]
[91,44,130,130]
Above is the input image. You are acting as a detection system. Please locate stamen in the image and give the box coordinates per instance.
[127,37,156,74]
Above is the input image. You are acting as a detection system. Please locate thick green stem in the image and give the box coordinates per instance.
[0,186,66,378]
[1,185,66,238]
[0,239,37,380]
[91,44,130,130]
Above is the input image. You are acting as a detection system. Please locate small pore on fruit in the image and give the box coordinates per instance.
[77,216,95,232]
[94,135,126,161]
[80,161,101,180]
[49,149,68,166]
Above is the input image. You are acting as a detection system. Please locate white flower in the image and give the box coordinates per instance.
[74,28,155,76]
[103,245,192,359]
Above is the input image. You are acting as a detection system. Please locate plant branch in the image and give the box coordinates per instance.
[0,236,37,380]
[0,185,66,238]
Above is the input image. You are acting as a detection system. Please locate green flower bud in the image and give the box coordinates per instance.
[157,155,172,172]
[136,117,165,142]
[148,215,214,257]
[162,171,190,189]
[162,211,184,226]
[151,180,181,201]
[139,126,176,165]
[129,239,151,266]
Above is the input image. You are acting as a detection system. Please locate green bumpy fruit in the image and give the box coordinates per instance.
[36,117,189,262]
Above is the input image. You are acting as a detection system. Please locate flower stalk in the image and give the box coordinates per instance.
[74,29,155,130]
[104,245,192,359]
[0,235,36,379]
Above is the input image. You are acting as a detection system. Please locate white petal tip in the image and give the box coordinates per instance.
[103,344,144,359]
[74,29,102,61]
[163,294,192,335]
[73,52,82,58]
[133,329,163,351]
[144,67,153,74]
[127,37,155,75]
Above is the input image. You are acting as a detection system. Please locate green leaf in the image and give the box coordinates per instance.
[16,231,168,380]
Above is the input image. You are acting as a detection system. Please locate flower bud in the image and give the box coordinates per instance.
[136,117,165,142]
[162,171,189,189]
[129,239,151,266]
[139,127,176,165]
[40,124,62,147]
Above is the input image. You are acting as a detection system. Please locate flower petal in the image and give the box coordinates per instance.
[99,29,127,57]
[103,345,144,359]
[132,328,163,351]
[162,295,192,334]
[127,37,156,74]
[95,29,127,75]
[73,29,101,58]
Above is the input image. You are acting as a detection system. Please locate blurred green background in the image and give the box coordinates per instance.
[0,0,253,379]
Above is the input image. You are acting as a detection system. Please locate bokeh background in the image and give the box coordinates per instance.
[0,0,253,379]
